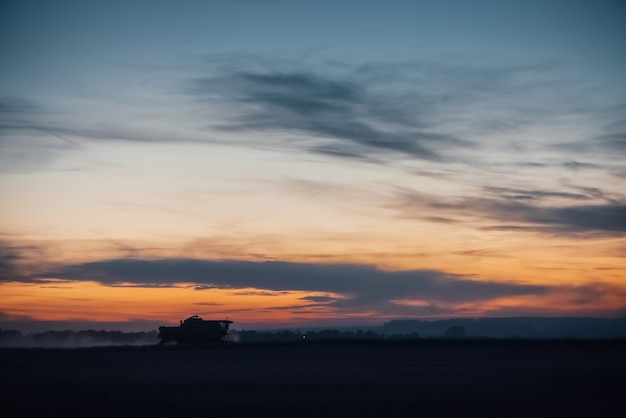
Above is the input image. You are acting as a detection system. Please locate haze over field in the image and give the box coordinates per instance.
[1,0,625,331]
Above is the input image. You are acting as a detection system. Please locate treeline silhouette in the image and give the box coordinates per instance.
[0,329,158,348]
[2,317,625,347]
[383,317,626,339]
[230,328,419,342]
[231,317,626,342]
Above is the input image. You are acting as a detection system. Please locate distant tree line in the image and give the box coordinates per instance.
[228,328,423,342]
[3,317,624,348]
[382,317,626,339]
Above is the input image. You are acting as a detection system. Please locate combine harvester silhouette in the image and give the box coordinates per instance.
[158,315,233,345]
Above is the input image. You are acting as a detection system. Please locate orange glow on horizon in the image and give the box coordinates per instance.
[0,280,342,324]
[2,276,625,327]
[2,233,625,327]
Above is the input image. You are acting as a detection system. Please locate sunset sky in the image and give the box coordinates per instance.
[1,0,625,332]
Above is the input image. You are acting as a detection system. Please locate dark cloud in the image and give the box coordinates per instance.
[562,161,599,171]
[299,295,336,303]
[183,57,617,169]
[307,144,379,163]
[190,66,473,162]
[7,254,624,320]
[395,188,626,236]
[484,201,626,235]
[0,241,45,282]
[562,183,622,205]
[231,290,292,296]
[533,204,626,233]
[42,258,548,310]
[0,243,20,282]
[483,186,590,201]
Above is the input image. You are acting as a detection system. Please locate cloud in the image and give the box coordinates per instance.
[45,256,624,317]
[0,97,39,115]
[9,251,625,318]
[556,109,626,161]
[394,187,626,236]
[0,97,78,173]
[0,243,20,282]
[0,100,177,146]
[183,56,621,172]
[482,186,590,201]
[561,133,626,157]
[0,96,205,173]
[0,241,46,282]
[189,64,474,162]
[562,161,599,171]
[0,96,152,173]
[564,283,626,305]
[596,133,626,151]
[299,295,337,303]
[3,58,609,173]
[41,258,549,309]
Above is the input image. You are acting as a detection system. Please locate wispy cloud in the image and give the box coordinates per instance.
[482,186,590,202]
[0,240,47,282]
[0,96,189,145]
[0,242,21,282]
[0,97,79,173]
[181,55,624,176]
[0,95,204,173]
[394,186,626,236]
[555,106,626,162]
[3,57,615,174]
[188,60,491,162]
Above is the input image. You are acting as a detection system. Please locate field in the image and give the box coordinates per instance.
[2,339,625,417]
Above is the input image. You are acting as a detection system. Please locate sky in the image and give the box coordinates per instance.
[1,0,625,332]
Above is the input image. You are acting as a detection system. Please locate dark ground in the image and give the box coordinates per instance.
[2,339,625,417]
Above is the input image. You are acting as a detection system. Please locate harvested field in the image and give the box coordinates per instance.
[2,340,625,417]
